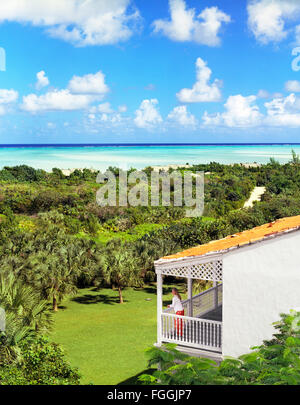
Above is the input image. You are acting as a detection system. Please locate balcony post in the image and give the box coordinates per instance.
[188,277,193,317]
[156,269,163,346]
[213,280,218,309]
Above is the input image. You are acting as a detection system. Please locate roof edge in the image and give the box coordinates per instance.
[155,225,300,267]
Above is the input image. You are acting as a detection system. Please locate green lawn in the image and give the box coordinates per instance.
[51,283,186,385]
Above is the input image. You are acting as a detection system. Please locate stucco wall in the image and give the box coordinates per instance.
[222,230,300,358]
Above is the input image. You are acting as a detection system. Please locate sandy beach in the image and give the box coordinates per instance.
[60,162,263,176]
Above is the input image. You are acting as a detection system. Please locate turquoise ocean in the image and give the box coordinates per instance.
[0,144,300,171]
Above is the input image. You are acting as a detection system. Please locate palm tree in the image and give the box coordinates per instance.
[0,272,52,364]
[0,232,103,311]
[134,240,158,276]
[0,312,33,365]
[103,240,142,304]
[0,272,52,331]
[29,250,78,311]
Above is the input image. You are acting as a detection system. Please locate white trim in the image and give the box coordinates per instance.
[187,277,193,317]
[160,337,222,353]
[157,272,163,346]
[163,312,222,325]
[156,258,223,282]
[155,252,223,270]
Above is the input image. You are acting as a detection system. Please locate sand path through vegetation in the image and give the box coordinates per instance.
[244,186,266,208]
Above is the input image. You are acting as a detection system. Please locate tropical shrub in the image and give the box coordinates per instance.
[0,336,80,385]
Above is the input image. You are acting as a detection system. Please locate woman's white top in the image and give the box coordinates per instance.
[170,295,184,313]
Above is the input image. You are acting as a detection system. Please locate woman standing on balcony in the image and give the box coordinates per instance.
[168,288,184,337]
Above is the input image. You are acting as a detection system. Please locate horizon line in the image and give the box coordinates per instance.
[0,143,300,147]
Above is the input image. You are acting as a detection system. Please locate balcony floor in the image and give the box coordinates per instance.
[200,306,222,322]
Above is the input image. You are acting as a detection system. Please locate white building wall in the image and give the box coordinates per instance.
[222,230,300,358]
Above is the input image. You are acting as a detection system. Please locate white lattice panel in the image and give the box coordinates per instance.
[160,260,222,281]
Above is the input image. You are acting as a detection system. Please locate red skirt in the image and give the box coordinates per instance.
[174,310,184,337]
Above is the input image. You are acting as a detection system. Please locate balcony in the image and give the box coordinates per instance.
[160,284,222,352]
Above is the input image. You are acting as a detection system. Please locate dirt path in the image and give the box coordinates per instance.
[244,186,266,208]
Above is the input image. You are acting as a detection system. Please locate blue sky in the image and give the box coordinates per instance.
[1,0,300,143]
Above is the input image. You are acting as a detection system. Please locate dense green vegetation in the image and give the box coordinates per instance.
[0,336,80,385]
[1,154,300,384]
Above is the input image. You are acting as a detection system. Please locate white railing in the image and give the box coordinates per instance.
[165,283,222,318]
[161,312,222,352]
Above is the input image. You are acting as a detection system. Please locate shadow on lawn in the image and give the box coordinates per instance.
[141,284,180,296]
[137,284,156,295]
[71,294,127,305]
[135,282,186,307]
[117,369,156,385]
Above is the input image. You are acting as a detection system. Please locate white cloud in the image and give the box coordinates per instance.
[295,24,300,43]
[0,0,141,46]
[167,105,197,127]
[22,71,109,113]
[203,92,300,128]
[247,0,300,44]
[98,102,113,114]
[90,102,114,114]
[100,113,122,124]
[257,89,271,99]
[134,99,162,129]
[86,110,126,131]
[153,0,230,46]
[0,89,18,104]
[285,80,300,92]
[68,71,109,96]
[87,102,128,128]
[264,93,300,126]
[35,70,49,90]
[22,90,94,112]
[118,105,128,113]
[203,95,262,127]
[0,89,19,115]
[257,89,283,99]
[177,57,222,103]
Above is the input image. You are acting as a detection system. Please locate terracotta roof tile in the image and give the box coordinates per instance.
[161,215,300,260]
